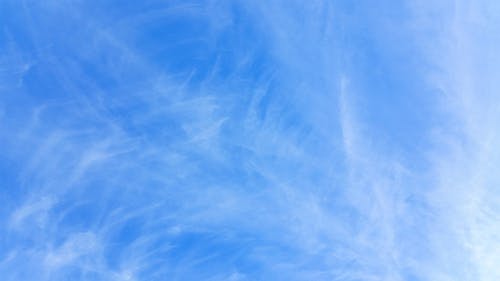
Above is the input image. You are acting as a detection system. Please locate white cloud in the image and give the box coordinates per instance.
[10,196,56,230]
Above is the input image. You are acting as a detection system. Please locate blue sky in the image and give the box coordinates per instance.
[1,1,499,280]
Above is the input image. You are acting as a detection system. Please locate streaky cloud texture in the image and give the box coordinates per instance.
[0,1,499,280]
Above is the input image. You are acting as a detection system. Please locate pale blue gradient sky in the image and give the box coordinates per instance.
[1,1,499,280]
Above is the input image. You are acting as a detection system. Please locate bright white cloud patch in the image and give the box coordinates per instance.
[0,1,499,280]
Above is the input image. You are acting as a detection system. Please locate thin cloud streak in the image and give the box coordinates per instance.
[0,1,499,280]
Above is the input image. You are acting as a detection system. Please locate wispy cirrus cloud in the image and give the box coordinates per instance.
[0,1,499,280]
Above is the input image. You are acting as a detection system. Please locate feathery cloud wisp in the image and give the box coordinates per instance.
[0,1,499,280]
